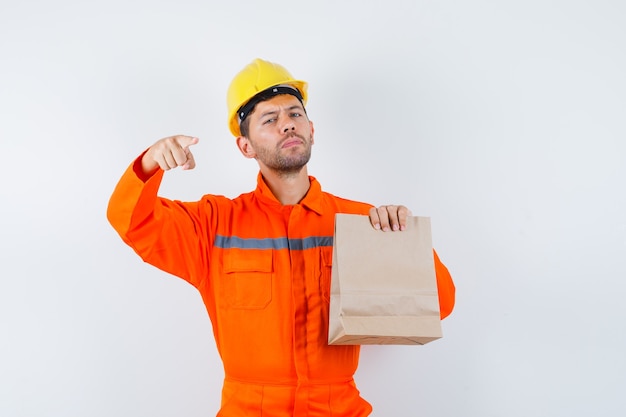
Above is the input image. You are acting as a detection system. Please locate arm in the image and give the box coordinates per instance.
[106,136,208,286]
[434,250,455,319]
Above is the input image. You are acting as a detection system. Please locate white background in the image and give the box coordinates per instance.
[1,1,625,416]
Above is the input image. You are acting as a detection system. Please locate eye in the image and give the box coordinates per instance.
[290,112,301,117]
[263,118,276,124]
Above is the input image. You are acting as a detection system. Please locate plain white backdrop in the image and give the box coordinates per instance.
[1,0,625,416]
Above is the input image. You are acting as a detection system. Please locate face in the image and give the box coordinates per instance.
[238,94,315,175]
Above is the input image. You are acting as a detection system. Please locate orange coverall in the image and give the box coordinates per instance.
[107,158,456,417]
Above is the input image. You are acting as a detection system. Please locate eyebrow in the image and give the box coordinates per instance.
[259,104,304,119]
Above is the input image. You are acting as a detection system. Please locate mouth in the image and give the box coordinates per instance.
[281,135,304,149]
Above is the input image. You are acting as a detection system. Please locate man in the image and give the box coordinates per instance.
[107,58,455,417]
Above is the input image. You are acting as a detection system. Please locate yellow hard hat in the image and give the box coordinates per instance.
[227,58,308,137]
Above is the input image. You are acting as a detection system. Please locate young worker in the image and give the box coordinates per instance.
[107,58,455,417]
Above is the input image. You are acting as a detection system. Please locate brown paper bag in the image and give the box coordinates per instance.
[328,214,442,345]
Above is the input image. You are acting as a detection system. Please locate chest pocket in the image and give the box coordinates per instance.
[222,250,273,309]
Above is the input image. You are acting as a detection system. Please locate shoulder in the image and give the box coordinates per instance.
[311,176,372,213]
[321,191,373,215]
[198,190,257,208]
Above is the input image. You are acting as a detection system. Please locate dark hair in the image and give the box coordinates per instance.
[240,114,252,137]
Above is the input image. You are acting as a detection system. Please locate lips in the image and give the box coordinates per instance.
[281,135,304,149]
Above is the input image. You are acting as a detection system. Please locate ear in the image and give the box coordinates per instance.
[309,120,315,145]
[236,136,256,159]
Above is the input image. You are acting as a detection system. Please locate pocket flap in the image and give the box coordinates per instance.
[224,249,273,273]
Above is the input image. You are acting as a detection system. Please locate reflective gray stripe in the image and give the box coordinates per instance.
[292,236,334,250]
[215,235,333,250]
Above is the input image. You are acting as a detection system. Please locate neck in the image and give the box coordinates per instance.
[260,165,311,205]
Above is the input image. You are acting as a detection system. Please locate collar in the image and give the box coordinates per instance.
[254,172,324,215]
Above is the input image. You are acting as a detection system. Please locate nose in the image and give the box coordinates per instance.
[279,113,296,133]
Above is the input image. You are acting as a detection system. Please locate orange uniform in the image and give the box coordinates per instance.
[107,157,456,417]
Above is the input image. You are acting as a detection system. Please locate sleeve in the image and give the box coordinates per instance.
[433,250,455,319]
[106,156,210,287]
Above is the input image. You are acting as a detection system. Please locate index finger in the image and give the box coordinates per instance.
[173,135,199,149]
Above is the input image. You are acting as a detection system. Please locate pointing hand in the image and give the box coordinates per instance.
[142,135,199,176]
